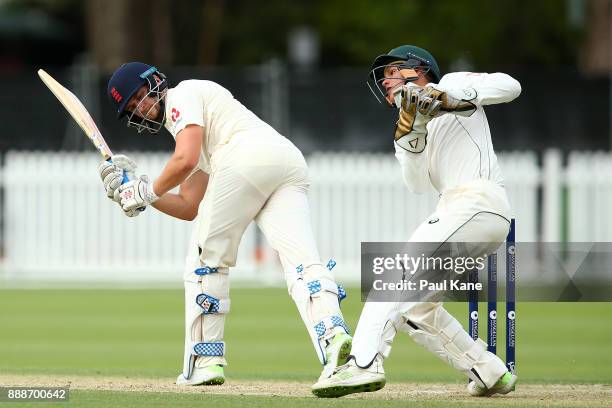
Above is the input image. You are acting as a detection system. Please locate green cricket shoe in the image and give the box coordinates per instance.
[317,332,353,382]
[312,357,386,398]
[176,365,225,386]
[467,371,517,397]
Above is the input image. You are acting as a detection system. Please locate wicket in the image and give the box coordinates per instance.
[468,218,516,375]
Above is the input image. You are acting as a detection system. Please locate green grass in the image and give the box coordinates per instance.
[1,288,611,407]
[0,288,610,385]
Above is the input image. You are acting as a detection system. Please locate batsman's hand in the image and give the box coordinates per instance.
[420,85,477,117]
[122,206,144,217]
[98,154,137,202]
[118,175,159,212]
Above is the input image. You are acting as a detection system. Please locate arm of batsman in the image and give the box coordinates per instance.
[420,85,477,117]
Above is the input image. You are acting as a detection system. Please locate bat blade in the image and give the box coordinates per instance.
[38,69,113,160]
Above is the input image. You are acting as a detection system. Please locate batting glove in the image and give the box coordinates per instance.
[122,206,144,218]
[98,154,137,202]
[118,175,159,212]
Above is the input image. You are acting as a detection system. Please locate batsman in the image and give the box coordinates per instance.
[97,62,352,387]
[312,45,521,397]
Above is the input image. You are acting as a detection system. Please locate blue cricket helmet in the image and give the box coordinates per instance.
[107,62,167,119]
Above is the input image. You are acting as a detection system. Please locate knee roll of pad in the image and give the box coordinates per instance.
[182,266,229,380]
[306,279,347,303]
[300,259,347,304]
[196,292,230,314]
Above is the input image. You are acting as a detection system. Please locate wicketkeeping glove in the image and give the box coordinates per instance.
[393,85,438,153]
[118,175,159,212]
[420,85,477,117]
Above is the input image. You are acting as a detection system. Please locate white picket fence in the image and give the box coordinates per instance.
[0,150,608,285]
[565,151,612,241]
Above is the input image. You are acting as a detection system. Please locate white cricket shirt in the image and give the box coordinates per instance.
[394,72,521,194]
[164,80,277,173]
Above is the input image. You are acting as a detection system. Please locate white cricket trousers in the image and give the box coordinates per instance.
[351,179,513,388]
[184,129,323,285]
[180,130,347,372]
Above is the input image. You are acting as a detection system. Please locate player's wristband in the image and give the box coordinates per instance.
[145,179,160,204]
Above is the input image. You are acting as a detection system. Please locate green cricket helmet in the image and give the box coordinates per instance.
[367,45,442,105]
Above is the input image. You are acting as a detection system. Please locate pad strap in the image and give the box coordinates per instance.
[314,315,350,339]
[325,259,346,301]
[194,266,219,275]
[337,284,347,302]
[306,280,347,302]
[191,341,225,357]
[307,279,337,295]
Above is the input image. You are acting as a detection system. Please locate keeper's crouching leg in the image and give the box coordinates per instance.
[398,302,507,389]
[177,265,229,386]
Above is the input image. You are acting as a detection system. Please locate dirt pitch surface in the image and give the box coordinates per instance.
[1,374,610,406]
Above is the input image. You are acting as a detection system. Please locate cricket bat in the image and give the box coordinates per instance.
[38,69,128,183]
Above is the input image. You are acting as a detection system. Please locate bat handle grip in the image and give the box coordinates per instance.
[106,157,131,183]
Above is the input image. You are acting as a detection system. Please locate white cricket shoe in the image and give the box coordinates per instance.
[176,365,225,386]
[317,332,353,382]
[312,356,386,398]
[467,371,517,397]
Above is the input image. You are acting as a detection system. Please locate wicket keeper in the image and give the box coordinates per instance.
[312,45,521,398]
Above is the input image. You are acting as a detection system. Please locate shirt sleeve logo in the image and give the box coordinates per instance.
[462,88,477,101]
[171,108,181,122]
